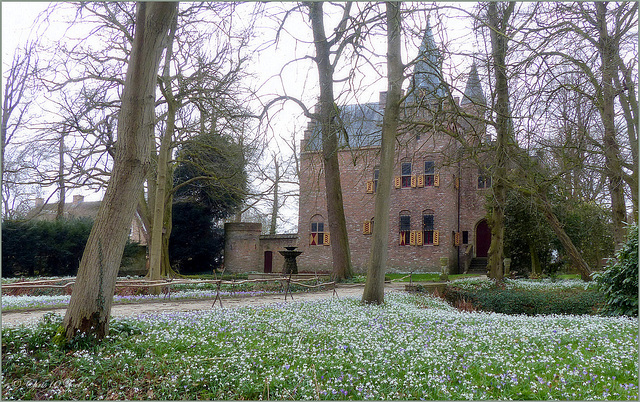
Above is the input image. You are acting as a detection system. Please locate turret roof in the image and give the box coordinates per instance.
[410,21,448,100]
[461,62,486,107]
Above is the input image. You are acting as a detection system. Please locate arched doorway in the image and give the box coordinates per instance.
[475,219,491,258]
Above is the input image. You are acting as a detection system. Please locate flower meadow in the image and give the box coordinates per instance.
[2,293,637,400]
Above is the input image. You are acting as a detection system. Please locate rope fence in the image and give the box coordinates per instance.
[2,276,340,308]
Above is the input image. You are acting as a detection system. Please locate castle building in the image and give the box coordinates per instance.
[296,24,491,274]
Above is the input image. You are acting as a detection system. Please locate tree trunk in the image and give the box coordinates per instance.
[63,2,177,339]
[529,241,542,277]
[148,99,176,281]
[149,12,178,283]
[486,2,515,281]
[270,155,279,235]
[537,195,592,281]
[56,131,65,220]
[614,53,638,219]
[595,2,627,247]
[362,2,403,305]
[308,2,353,281]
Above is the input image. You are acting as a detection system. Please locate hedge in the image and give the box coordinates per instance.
[442,286,605,316]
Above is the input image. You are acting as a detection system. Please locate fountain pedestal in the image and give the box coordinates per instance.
[279,246,302,275]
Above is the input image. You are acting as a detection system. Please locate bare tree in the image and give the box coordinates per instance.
[1,41,40,218]
[63,2,177,339]
[362,2,404,304]
[484,1,516,280]
[307,1,356,281]
[529,2,638,245]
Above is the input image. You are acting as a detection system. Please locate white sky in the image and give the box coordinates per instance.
[2,2,482,230]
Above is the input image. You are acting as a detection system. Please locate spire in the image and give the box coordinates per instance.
[411,20,447,100]
[461,62,486,107]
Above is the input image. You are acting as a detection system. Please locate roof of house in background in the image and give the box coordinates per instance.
[26,196,100,221]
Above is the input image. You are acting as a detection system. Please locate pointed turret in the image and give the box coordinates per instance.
[461,62,486,107]
[410,21,448,101]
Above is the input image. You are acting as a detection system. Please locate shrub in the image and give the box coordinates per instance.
[442,286,605,315]
[594,224,638,317]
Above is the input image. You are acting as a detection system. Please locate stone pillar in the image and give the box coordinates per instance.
[439,257,449,281]
[504,258,511,278]
[224,223,262,273]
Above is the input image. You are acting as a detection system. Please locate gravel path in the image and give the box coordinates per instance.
[1,282,406,327]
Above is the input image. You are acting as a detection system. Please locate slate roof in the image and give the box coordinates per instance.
[304,102,384,151]
[461,62,486,107]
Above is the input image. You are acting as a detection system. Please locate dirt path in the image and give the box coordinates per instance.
[1,283,406,327]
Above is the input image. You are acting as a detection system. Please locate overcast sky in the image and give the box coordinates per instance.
[2,2,481,230]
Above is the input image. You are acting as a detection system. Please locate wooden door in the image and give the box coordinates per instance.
[264,251,273,273]
[475,220,491,258]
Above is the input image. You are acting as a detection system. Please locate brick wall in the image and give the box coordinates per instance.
[259,234,299,274]
[224,222,262,273]
[298,125,489,274]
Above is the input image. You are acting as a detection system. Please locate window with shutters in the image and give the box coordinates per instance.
[399,211,411,246]
[423,210,435,245]
[310,215,325,245]
[401,162,412,188]
[478,168,492,189]
[424,161,435,187]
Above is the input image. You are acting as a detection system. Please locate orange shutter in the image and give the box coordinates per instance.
[433,230,440,246]
[309,233,317,246]
[399,231,406,246]
[417,175,425,188]
[411,175,417,188]
[434,173,440,187]
[416,230,424,246]
[366,180,374,194]
[410,230,416,245]
[394,176,401,189]
[455,177,460,189]
[323,232,331,246]
[363,220,371,235]
[454,232,460,246]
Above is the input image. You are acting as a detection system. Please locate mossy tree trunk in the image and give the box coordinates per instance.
[63,2,177,339]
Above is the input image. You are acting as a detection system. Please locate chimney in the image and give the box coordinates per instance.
[35,197,44,208]
[72,195,84,206]
[379,91,387,106]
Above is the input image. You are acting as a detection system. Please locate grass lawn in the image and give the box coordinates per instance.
[2,293,637,400]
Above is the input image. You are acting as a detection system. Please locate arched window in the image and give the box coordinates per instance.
[399,211,411,246]
[310,215,325,245]
[423,209,435,245]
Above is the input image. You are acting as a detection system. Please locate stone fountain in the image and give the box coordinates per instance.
[279,246,302,275]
